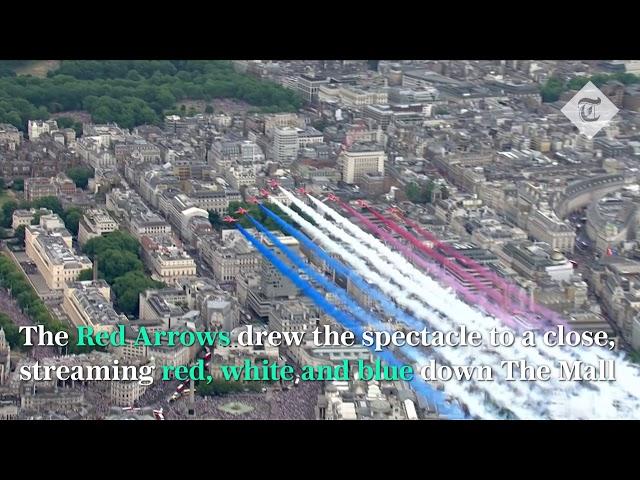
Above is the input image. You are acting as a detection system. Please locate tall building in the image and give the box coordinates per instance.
[264,114,299,137]
[296,75,329,103]
[260,234,300,299]
[272,127,299,165]
[340,145,386,184]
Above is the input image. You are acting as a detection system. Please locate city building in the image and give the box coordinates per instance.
[24,177,57,202]
[340,144,386,184]
[12,208,53,229]
[140,234,197,281]
[499,240,574,283]
[28,119,58,140]
[25,214,92,290]
[272,127,299,165]
[295,75,329,103]
[77,209,119,246]
[62,280,128,333]
[200,231,261,283]
[269,300,322,333]
[0,123,22,150]
[526,207,576,253]
[317,379,419,420]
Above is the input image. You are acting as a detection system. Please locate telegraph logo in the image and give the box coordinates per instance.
[578,96,601,122]
[561,81,618,139]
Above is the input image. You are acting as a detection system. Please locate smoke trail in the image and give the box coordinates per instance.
[247,214,392,332]
[337,199,524,330]
[401,214,564,325]
[248,212,507,418]
[358,202,557,329]
[277,190,640,418]
[235,223,466,419]
[246,214,488,416]
[308,193,640,417]
[260,204,426,331]
[268,196,557,417]
[307,195,640,404]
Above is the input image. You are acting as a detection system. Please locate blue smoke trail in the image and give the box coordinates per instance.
[260,203,425,331]
[247,214,390,332]
[248,214,460,415]
[236,222,465,419]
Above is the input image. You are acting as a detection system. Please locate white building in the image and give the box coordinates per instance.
[25,215,92,290]
[272,127,299,165]
[341,147,386,184]
[28,119,58,140]
[78,209,119,246]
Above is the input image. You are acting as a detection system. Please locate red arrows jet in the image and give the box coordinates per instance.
[223,216,238,223]
[235,207,248,215]
[326,193,338,202]
[356,199,369,208]
[268,179,280,189]
[248,196,259,204]
[296,187,307,195]
[259,188,271,198]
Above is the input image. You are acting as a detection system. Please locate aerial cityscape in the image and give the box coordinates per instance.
[1,59,640,420]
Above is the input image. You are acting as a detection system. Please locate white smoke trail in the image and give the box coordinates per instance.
[277,190,640,419]
[305,192,640,414]
[272,195,554,418]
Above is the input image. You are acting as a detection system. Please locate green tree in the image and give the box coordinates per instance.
[541,76,567,102]
[112,271,163,317]
[31,196,64,216]
[11,178,24,192]
[14,225,26,245]
[0,313,23,349]
[63,207,83,236]
[208,210,223,230]
[56,116,76,129]
[196,378,262,396]
[0,60,302,132]
[204,104,214,114]
[78,269,93,281]
[405,181,437,204]
[66,166,93,189]
[0,254,70,347]
[0,200,18,228]
[96,249,144,284]
[83,230,139,259]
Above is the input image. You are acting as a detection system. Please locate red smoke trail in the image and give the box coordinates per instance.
[397,213,565,327]
[336,199,522,330]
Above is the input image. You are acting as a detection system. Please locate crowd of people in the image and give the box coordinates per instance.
[161,380,323,420]
[0,288,56,360]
